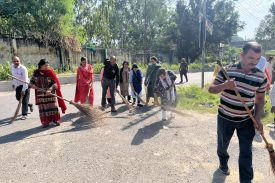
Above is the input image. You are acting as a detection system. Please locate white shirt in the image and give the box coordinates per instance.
[11,64,29,91]
[256,56,267,72]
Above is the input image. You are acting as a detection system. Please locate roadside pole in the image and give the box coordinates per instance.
[201,0,206,88]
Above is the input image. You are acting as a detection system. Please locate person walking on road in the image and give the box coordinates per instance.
[11,56,33,120]
[179,58,188,83]
[208,42,267,183]
[30,59,67,128]
[130,63,143,107]
[144,56,161,105]
[119,61,131,102]
[100,66,112,106]
[101,56,119,112]
[154,69,177,121]
[74,57,94,107]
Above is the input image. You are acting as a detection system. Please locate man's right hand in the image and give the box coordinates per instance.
[271,106,275,113]
[223,78,236,90]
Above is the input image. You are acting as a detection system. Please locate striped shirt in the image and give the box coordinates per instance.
[215,63,267,122]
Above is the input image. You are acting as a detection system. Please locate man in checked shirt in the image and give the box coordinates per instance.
[11,56,33,120]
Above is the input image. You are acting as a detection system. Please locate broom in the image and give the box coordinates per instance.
[116,89,133,110]
[11,96,23,122]
[10,76,97,121]
[217,61,275,174]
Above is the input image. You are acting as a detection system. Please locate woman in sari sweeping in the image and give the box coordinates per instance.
[100,67,112,106]
[154,69,177,121]
[30,59,67,128]
[74,57,94,106]
[119,61,131,101]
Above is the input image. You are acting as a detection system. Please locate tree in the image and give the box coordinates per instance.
[0,0,86,51]
[256,3,275,50]
[165,0,242,62]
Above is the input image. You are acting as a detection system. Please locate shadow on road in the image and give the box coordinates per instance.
[61,112,81,122]
[0,117,13,127]
[121,105,159,131]
[131,120,163,145]
[211,169,227,183]
[0,126,54,144]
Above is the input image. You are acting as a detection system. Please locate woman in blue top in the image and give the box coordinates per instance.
[130,63,143,107]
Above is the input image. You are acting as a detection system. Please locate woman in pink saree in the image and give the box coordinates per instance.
[74,57,94,106]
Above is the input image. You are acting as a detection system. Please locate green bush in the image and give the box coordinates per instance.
[92,63,104,74]
[177,84,220,113]
[0,62,11,81]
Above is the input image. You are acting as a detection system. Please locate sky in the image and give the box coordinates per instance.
[235,0,274,39]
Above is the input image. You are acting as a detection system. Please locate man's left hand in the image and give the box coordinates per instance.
[21,91,25,96]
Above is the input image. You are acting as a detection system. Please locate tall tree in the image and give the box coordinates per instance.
[256,2,275,50]
[166,0,242,62]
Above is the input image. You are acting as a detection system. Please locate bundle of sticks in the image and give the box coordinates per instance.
[217,61,275,175]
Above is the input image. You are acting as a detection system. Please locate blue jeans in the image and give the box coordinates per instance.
[217,115,255,183]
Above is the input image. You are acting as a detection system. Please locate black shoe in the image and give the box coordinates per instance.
[42,124,49,128]
[137,104,143,107]
[28,104,33,112]
[218,166,230,175]
[101,106,106,111]
[111,107,117,112]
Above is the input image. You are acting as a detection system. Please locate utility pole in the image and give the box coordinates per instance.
[201,0,207,88]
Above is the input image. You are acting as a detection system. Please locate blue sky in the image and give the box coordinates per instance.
[235,0,274,39]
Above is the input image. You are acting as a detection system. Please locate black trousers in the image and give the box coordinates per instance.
[15,85,31,116]
[180,71,188,82]
[217,115,255,183]
[101,77,116,107]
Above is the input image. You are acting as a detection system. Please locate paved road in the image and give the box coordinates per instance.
[0,71,274,183]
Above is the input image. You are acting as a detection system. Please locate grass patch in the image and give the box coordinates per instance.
[177,85,273,125]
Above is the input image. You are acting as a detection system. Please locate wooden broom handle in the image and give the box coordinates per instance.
[10,75,71,103]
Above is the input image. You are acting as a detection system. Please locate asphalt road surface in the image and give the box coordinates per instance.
[0,71,274,183]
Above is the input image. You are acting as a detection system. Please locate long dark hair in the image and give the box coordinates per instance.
[120,61,129,83]
[38,59,49,69]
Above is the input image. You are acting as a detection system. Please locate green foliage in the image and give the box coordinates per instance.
[165,0,242,62]
[92,63,104,74]
[0,0,86,50]
[0,62,11,81]
[256,2,275,50]
[177,84,220,113]
[177,85,273,125]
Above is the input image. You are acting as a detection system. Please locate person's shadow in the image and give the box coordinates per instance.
[211,169,227,183]
[0,126,53,144]
[131,120,163,145]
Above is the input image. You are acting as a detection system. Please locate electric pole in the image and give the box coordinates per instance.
[201,0,207,88]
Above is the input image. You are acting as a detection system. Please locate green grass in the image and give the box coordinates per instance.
[177,85,273,125]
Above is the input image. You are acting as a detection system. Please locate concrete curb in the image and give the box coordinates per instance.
[0,69,213,92]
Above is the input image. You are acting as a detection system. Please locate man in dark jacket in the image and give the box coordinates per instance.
[179,58,188,83]
[101,56,119,112]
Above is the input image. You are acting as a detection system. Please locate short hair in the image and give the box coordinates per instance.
[242,42,262,54]
[268,56,273,61]
[151,56,157,61]
[81,57,87,61]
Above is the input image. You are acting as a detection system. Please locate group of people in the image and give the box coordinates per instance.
[11,41,275,182]
[11,55,178,127]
